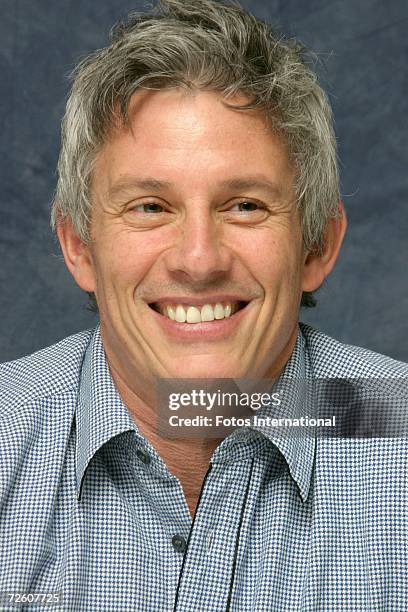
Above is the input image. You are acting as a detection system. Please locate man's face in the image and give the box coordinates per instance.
[84,89,308,387]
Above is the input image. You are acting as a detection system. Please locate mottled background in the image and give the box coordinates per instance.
[1,0,407,362]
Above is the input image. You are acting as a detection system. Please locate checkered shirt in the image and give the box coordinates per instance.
[0,323,407,611]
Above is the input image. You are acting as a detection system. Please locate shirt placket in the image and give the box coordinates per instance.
[173,456,256,612]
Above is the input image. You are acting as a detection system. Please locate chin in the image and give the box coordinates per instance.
[166,357,245,380]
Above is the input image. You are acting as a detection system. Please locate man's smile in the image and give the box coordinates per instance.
[149,299,249,323]
[146,297,252,341]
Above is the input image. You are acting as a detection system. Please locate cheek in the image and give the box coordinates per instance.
[94,231,160,288]
[238,231,302,288]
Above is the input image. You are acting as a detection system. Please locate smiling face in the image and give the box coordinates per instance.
[58,88,341,401]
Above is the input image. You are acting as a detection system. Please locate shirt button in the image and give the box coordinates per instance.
[172,534,187,554]
[136,448,151,465]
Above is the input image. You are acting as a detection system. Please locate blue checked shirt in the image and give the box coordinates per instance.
[0,323,407,611]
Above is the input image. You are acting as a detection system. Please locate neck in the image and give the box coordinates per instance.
[109,363,222,517]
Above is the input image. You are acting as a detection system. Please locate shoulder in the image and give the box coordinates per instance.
[0,330,95,530]
[300,324,408,475]
[299,322,408,381]
[0,329,95,412]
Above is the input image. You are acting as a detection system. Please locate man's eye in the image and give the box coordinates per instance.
[231,201,262,212]
[132,202,164,213]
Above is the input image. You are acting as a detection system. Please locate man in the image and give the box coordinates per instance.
[0,0,406,610]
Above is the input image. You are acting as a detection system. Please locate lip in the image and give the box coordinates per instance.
[147,300,251,342]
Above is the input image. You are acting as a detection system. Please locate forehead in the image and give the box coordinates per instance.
[92,88,294,195]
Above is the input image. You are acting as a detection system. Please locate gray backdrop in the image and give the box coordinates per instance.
[1,0,407,363]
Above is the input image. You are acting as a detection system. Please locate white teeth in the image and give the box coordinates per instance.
[214,303,224,319]
[201,304,215,322]
[175,305,186,323]
[159,301,241,323]
[186,306,201,323]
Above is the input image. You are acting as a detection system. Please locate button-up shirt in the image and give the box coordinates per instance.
[0,324,407,611]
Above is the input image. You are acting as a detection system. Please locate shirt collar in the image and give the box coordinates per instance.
[75,326,137,500]
[248,327,316,503]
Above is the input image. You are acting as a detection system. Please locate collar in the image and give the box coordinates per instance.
[75,326,137,500]
[215,327,316,504]
[251,328,316,503]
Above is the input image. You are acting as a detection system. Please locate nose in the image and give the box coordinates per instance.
[165,205,232,283]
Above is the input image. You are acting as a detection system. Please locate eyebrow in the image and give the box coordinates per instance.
[219,177,283,199]
[108,177,172,199]
[108,175,284,200]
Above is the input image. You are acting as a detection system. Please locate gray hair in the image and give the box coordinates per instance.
[52,0,341,308]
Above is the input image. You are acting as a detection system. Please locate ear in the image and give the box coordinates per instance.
[56,219,96,293]
[302,201,347,292]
